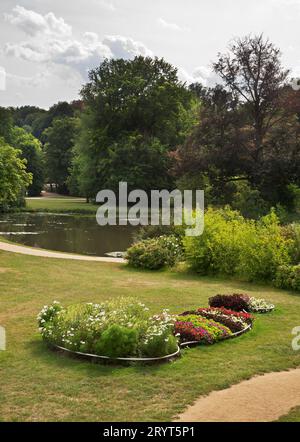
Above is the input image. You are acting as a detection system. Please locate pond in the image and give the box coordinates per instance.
[0,213,137,257]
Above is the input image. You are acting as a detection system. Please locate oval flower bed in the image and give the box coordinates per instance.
[175,307,253,346]
[37,298,179,362]
[38,297,255,364]
[209,294,275,313]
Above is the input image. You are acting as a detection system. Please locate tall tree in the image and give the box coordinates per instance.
[0,138,32,211]
[174,36,300,208]
[213,34,289,165]
[11,127,44,196]
[75,56,195,198]
[0,107,13,143]
[43,117,78,194]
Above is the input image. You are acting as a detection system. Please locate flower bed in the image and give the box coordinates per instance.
[208,293,275,313]
[38,297,256,364]
[197,307,253,332]
[174,314,233,345]
[209,294,250,311]
[248,297,275,313]
[38,298,179,361]
[175,307,253,345]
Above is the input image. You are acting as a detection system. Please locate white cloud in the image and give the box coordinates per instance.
[7,70,51,88]
[177,67,194,84]
[4,6,153,79]
[157,17,182,31]
[4,5,72,37]
[192,66,219,87]
[103,35,153,59]
[177,65,219,87]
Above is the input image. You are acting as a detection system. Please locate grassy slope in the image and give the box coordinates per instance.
[25,197,98,214]
[277,407,300,422]
[0,250,300,422]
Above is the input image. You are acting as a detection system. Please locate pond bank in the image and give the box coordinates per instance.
[0,240,126,263]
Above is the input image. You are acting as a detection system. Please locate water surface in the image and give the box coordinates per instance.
[0,213,137,257]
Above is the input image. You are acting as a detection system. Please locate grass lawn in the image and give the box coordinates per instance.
[25,196,98,214]
[277,406,300,422]
[0,250,300,421]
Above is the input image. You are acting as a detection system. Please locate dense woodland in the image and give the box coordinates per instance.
[1,34,300,218]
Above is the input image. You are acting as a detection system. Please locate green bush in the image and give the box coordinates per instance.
[95,325,138,358]
[184,207,291,281]
[231,180,269,219]
[282,223,300,264]
[133,224,179,241]
[141,333,178,358]
[183,207,245,275]
[238,211,292,281]
[274,265,300,291]
[127,235,182,270]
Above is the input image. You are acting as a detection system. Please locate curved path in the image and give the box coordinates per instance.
[176,368,300,422]
[0,240,126,263]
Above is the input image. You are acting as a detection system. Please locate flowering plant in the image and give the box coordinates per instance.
[208,293,275,313]
[197,307,253,332]
[37,297,178,358]
[248,297,274,312]
[126,235,183,270]
[174,314,232,344]
[209,294,250,311]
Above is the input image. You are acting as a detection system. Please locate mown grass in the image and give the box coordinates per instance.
[24,197,98,214]
[0,250,300,421]
[276,406,300,422]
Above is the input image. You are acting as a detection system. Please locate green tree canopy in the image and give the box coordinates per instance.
[74,56,195,198]
[43,117,78,194]
[174,35,300,209]
[0,107,13,143]
[11,127,44,196]
[0,138,32,211]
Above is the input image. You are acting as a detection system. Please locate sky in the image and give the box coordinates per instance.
[0,0,300,109]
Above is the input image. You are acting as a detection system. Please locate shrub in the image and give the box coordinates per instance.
[133,224,179,241]
[282,223,300,264]
[238,211,292,281]
[184,207,249,275]
[174,314,232,344]
[274,264,300,291]
[141,333,178,358]
[209,294,250,311]
[231,180,269,219]
[37,301,63,327]
[94,325,138,358]
[126,235,183,270]
[184,207,291,281]
[38,298,177,359]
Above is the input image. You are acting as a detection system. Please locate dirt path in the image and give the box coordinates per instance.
[0,241,125,263]
[176,368,300,422]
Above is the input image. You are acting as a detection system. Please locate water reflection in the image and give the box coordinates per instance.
[0,213,137,257]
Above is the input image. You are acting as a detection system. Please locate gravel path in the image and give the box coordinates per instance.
[0,241,125,263]
[176,368,300,422]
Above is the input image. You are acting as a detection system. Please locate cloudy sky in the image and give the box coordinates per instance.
[0,0,300,108]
